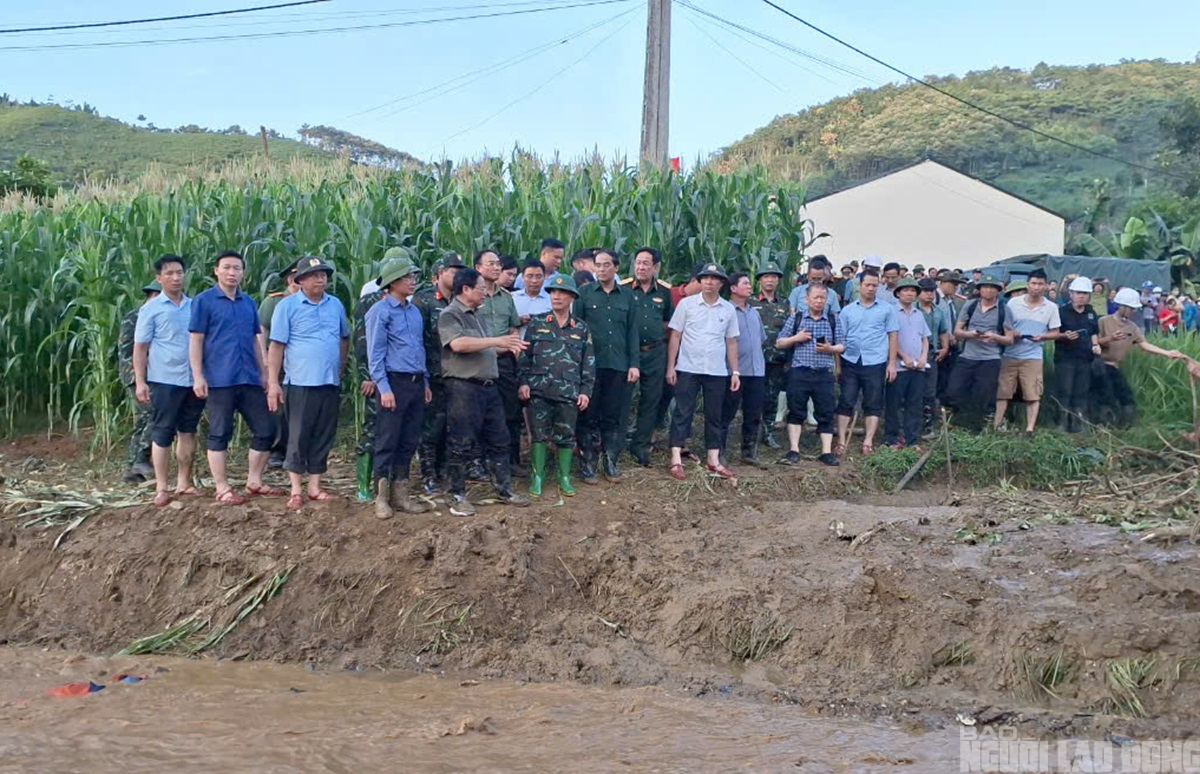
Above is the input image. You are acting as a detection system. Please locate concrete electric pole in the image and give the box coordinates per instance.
[639,0,671,168]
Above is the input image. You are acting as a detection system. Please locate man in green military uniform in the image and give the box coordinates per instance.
[120,279,162,482]
[474,249,524,471]
[258,258,301,469]
[518,274,596,498]
[353,247,409,500]
[413,251,467,494]
[572,248,639,483]
[621,247,672,467]
[749,260,790,449]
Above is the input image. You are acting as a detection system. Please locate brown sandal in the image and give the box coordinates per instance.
[668,463,687,481]
[246,483,286,497]
[152,491,171,508]
[705,463,737,480]
[214,488,246,506]
[285,493,304,511]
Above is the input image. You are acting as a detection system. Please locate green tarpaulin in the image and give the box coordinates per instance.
[981,254,1173,290]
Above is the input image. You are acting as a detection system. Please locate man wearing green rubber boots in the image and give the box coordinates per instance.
[518,275,595,498]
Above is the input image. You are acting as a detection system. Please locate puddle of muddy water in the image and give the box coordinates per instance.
[0,647,961,773]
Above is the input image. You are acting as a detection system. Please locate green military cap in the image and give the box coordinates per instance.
[294,255,334,280]
[142,279,162,294]
[382,246,415,262]
[895,276,921,291]
[279,257,302,279]
[432,251,466,274]
[913,264,925,272]
[976,274,1004,290]
[937,270,966,283]
[1003,280,1027,296]
[378,255,419,288]
[755,261,784,279]
[545,273,581,298]
[696,263,728,281]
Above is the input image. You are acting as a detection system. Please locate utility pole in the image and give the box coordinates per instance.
[639,0,670,168]
[259,125,271,161]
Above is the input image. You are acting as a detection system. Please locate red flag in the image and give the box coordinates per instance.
[669,157,681,172]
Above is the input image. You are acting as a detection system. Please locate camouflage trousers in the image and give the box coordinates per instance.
[126,386,153,466]
[356,384,378,456]
[761,361,787,432]
[529,396,578,448]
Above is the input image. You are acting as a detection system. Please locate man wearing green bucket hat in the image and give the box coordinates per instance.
[946,273,1006,431]
[365,254,433,518]
[120,277,163,483]
[414,251,468,495]
[518,273,595,498]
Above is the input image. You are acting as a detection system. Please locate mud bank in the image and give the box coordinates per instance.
[2,459,1199,742]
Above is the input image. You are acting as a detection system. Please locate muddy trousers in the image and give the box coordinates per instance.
[883,369,925,447]
[944,358,1000,432]
[529,396,578,448]
[1053,358,1092,432]
[373,373,425,481]
[922,360,939,433]
[418,377,448,480]
[445,378,513,497]
[720,375,765,456]
[283,385,340,475]
[670,372,728,451]
[496,354,524,466]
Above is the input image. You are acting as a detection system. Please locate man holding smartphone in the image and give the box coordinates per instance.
[993,269,1063,434]
[946,274,1006,431]
[1055,276,1102,432]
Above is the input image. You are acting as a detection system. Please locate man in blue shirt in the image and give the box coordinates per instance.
[512,259,553,333]
[721,273,767,465]
[776,283,844,466]
[835,272,899,456]
[190,250,279,505]
[134,254,204,508]
[267,256,350,510]
[365,255,432,519]
[512,238,565,291]
[788,255,842,317]
[883,278,931,449]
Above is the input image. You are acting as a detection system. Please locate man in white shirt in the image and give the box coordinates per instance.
[665,263,740,481]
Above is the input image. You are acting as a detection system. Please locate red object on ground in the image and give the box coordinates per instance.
[47,681,105,697]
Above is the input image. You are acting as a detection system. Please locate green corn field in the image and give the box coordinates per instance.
[0,154,820,450]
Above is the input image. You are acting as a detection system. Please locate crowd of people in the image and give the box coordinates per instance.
[118,244,1200,516]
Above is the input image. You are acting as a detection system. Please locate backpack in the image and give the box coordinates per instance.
[963,298,1006,336]
[782,309,836,345]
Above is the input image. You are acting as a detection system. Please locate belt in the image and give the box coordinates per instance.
[387,372,424,383]
[640,340,664,351]
[448,376,496,388]
[794,366,832,373]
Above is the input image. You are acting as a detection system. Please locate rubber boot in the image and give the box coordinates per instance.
[373,478,393,520]
[528,443,547,498]
[557,448,576,497]
[356,453,374,502]
[601,432,621,483]
[578,444,598,484]
[761,425,782,450]
[490,459,530,507]
[390,477,432,514]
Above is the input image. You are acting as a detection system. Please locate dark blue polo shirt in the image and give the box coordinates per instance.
[189,284,263,388]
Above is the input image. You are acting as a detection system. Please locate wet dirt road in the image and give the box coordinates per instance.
[0,647,960,773]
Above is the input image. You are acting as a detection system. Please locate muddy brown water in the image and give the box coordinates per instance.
[0,648,960,773]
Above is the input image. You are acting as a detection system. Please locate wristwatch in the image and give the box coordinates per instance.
[732,370,741,376]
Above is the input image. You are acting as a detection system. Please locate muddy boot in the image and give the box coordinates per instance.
[578,445,599,485]
[491,460,530,507]
[390,477,432,514]
[356,452,374,502]
[373,478,393,520]
[740,438,760,465]
[761,425,781,450]
[557,448,576,497]
[528,443,547,498]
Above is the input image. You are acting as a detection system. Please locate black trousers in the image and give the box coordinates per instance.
[836,361,886,417]
[374,373,425,481]
[205,384,274,452]
[936,348,958,402]
[445,378,510,495]
[418,376,448,480]
[670,371,728,451]
[721,375,765,454]
[944,357,1000,431]
[629,343,667,454]
[496,353,523,464]
[1054,358,1092,429]
[884,369,925,446]
[284,385,340,474]
[579,367,632,454]
[785,367,836,434]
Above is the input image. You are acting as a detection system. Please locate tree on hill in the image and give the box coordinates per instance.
[0,156,58,199]
[297,124,421,170]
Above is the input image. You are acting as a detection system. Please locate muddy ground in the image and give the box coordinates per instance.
[1,432,1198,743]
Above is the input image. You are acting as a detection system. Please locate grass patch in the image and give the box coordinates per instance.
[932,641,975,668]
[1017,649,1076,700]
[721,616,794,662]
[1103,657,1161,717]
[398,594,475,656]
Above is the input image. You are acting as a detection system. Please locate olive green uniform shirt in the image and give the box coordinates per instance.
[478,285,520,337]
[623,277,673,346]
[413,285,452,379]
[572,281,639,371]
[438,298,499,381]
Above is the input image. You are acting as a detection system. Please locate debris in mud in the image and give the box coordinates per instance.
[443,716,496,736]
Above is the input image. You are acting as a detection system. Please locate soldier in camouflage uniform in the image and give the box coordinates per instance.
[518,274,595,498]
[353,249,409,500]
[258,258,300,469]
[120,280,162,482]
[749,261,790,449]
[413,252,468,495]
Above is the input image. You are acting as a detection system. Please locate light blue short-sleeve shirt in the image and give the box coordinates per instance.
[134,293,194,387]
[788,283,842,316]
[1003,294,1061,361]
[838,299,899,366]
[270,292,350,386]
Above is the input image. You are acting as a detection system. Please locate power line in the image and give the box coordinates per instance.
[682,9,784,93]
[349,6,638,121]
[0,0,330,35]
[437,13,635,146]
[757,0,1181,181]
[0,0,633,53]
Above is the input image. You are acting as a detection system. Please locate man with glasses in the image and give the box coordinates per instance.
[474,250,525,472]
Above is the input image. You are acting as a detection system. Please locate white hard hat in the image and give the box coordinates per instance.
[1153,286,1163,293]
[1068,276,1093,294]
[862,255,883,269]
[1114,287,1142,309]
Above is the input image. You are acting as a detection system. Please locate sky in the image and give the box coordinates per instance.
[2,0,1199,165]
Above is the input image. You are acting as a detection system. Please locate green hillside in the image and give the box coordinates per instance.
[716,60,1200,222]
[0,103,327,182]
